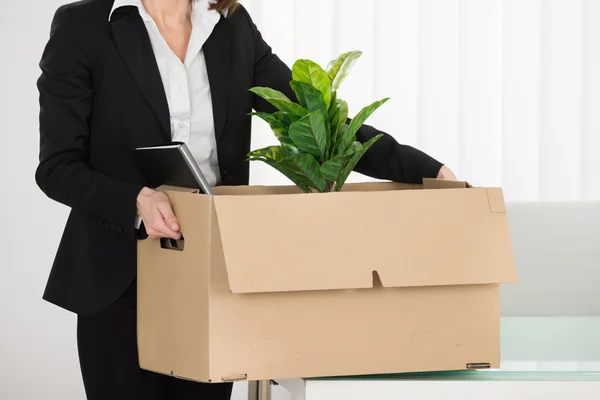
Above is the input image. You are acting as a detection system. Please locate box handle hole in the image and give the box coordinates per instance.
[160,236,185,252]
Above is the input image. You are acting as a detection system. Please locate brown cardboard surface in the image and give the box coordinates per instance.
[208,284,501,381]
[213,187,516,294]
[422,178,470,189]
[137,190,211,380]
[137,181,516,383]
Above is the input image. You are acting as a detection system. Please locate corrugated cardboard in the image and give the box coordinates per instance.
[137,181,517,383]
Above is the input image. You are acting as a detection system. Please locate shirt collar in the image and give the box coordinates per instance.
[109,0,148,21]
[109,0,223,22]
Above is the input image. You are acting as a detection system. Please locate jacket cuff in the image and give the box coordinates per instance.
[401,146,444,184]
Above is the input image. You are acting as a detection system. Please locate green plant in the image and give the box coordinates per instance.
[246,51,389,193]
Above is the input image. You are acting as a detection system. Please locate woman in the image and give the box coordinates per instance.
[36,0,456,398]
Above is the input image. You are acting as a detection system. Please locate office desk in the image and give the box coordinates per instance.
[298,371,600,400]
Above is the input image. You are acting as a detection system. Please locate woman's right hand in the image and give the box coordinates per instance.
[136,187,181,240]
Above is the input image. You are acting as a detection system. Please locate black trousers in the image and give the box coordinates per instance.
[77,281,232,400]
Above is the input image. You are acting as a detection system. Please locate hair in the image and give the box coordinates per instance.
[208,0,239,15]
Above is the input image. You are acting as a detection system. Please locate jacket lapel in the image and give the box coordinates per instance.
[110,7,171,141]
[203,15,235,143]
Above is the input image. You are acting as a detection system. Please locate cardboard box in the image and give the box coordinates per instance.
[137,180,517,383]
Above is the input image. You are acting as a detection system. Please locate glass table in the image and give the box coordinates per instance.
[273,317,600,400]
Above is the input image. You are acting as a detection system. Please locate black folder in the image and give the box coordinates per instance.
[134,142,214,195]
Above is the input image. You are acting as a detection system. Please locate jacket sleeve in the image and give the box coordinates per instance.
[35,6,144,240]
[239,6,444,184]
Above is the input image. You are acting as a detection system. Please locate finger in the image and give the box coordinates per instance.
[150,218,181,240]
[157,201,180,232]
[147,208,180,240]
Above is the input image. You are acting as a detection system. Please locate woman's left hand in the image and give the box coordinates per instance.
[437,165,457,180]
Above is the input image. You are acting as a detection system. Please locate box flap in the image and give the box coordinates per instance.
[212,186,517,294]
[422,178,472,189]
[156,185,200,194]
[212,185,303,196]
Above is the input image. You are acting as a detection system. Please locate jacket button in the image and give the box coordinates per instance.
[222,170,232,180]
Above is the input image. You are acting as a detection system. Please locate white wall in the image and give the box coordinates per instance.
[243,0,600,202]
[1,0,83,398]
[0,1,598,399]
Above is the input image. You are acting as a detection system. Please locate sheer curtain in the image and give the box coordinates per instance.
[239,0,600,202]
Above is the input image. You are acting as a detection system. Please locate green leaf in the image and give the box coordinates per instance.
[328,93,340,135]
[334,135,383,192]
[277,136,302,155]
[292,59,332,107]
[320,143,362,182]
[337,98,389,154]
[246,145,287,161]
[331,123,349,158]
[246,146,312,192]
[246,146,326,193]
[249,111,300,137]
[337,100,349,133]
[326,51,363,91]
[330,99,349,151]
[248,111,302,155]
[289,81,329,118]
[287,153,327,192]
[328,90,338,119]
[249,87,309,117]
[264,158,312,193]
[289,111,328,159]
[290,81,331,155]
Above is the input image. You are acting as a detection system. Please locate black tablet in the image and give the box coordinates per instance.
[134,142,214,195]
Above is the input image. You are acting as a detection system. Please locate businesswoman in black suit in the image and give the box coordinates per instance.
[36,0,456,398]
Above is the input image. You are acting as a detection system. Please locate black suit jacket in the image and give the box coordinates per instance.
[36,0,444,316]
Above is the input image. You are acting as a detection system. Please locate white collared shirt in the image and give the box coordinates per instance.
[110,0,221,187]
[110,0,221,229]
